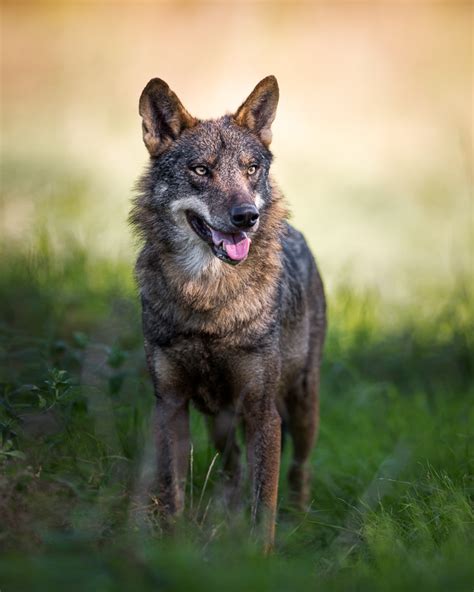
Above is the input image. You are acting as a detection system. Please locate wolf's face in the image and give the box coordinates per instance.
[138,77,279,272]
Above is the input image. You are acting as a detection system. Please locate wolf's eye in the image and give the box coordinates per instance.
[247,165,258,176]
[192,165,208,176]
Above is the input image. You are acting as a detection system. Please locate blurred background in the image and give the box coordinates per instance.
[0,3,473,590]
[2,1,472,301]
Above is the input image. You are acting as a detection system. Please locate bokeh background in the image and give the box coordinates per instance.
[0,2,473,591]
[2,1,472,298]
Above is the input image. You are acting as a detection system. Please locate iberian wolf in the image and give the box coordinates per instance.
[130,75,326,549]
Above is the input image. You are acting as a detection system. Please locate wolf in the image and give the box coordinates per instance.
[130,75,326,549]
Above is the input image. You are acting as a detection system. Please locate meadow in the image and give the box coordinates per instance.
[0,225,472,590]
[1,2,473,590]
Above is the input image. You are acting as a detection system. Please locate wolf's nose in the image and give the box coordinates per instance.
[230,204,259,229]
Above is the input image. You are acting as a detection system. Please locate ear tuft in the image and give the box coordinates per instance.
[139,78,197,156]
[234,76,279,147]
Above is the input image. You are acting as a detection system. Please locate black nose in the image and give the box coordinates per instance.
[230,204,259,229]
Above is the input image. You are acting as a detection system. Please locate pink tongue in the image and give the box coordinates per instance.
[210,229,251,261]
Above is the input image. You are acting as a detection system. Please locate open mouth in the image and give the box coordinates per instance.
[186,211,251,266]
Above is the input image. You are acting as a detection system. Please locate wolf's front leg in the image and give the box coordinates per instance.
[244,398,281,552]
[153,397,190,522]
[146,342,190,523]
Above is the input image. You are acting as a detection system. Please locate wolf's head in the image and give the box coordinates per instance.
[132,76,284,274]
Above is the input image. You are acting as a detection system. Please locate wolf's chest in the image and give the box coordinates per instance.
[165,338,237,415]
[188,357,235,415]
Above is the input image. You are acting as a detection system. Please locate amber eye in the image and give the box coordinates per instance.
[193,165,208,176]
[247,165,258,176]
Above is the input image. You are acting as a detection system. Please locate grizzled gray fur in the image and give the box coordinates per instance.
[130,75,326,550]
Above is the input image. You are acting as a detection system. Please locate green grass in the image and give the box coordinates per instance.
[0,240,473,592]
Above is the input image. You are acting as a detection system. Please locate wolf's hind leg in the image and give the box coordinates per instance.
[207,410,242,509]
[286,368,320,510]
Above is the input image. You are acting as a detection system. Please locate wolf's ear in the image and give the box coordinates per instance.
[139,78,197,156]
[234,76,279,147]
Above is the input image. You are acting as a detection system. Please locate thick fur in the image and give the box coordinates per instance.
[130,76,326,549]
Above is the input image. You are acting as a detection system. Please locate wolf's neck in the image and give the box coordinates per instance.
[161,233,283,315]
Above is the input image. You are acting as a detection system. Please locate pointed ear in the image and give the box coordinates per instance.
[139,78,197,156]
[234,76,279,147]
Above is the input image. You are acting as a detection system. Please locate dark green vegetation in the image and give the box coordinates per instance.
[0,240,472,592]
